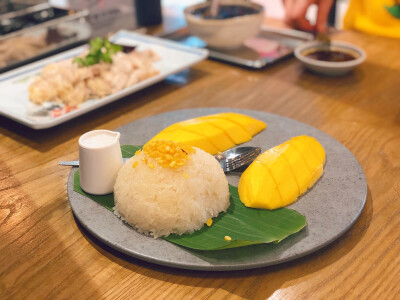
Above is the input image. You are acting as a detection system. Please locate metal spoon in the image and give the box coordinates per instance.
[59,146,261,172]
[315,31,331,50]
[202,0,220,18]
[210,0,220,18]
[215,146,261,172]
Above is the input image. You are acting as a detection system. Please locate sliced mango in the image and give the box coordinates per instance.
[201,118,251,144]
[148,113,267,155]
[238,135,326,210]
[175,119,235,152]
[259,147,299,204]
[204,113,266,136]
[238,161,281,209]
[278,143,312,194]
[156,129,219,154]
[288,137,324,188]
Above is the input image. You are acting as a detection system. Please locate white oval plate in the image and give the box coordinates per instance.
[0,30,208,129]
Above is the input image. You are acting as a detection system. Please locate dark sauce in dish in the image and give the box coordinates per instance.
[305,50,356,62]
[193,5,258,19]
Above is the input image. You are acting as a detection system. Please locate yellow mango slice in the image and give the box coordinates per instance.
[168,130,220,154]
[211,113,267,136]
[150,128,219,154]
[257,147,299,207]
[148,113,267,155]
[238,135,326,210]
[278,143,313,194]
[238,161,281,209]
[200,117,252,144]
[175,119,235,152]
[294,136,326,165]
[288,137,324,188]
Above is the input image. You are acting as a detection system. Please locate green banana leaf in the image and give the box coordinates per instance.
[74,171,114,211]
[73,145,307,250]
[165,185,306,250]
[120,145,142,158]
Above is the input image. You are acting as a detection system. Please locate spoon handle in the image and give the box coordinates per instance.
[59,146,260,172]
[210,0,220,18]
[59,161,80,167]
[59,158,129,166]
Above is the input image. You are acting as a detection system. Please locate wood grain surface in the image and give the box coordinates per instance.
[1,27,400,299]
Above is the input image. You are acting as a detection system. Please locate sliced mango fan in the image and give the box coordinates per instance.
[239,135,326,210]
[147,113,267,155]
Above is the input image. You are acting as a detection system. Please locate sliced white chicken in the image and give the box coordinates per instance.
[28,48,160,107]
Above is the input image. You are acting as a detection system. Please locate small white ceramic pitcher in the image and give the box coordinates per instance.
[79,130,123,195]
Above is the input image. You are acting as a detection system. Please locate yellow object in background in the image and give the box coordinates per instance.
[344,0,400,39]
[238,136,326,210]
[148,113,267,155]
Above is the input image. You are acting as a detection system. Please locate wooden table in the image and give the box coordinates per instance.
[1,27,400,299]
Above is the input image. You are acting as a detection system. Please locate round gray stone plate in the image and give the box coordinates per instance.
[67,108,367,271]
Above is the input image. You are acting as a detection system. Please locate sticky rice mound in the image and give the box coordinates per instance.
[113,140,230,238]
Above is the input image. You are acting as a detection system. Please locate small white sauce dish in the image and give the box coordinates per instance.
[294,41,366,76]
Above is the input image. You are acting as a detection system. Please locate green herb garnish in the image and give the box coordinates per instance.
[73,37,123,67]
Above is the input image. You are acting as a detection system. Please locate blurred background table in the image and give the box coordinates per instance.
[1,4,400,300]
